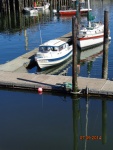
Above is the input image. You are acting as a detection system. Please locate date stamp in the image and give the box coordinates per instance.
[80,136,102,140]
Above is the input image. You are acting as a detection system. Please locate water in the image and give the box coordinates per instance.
[0,0,113,149]
[0,89,113,150]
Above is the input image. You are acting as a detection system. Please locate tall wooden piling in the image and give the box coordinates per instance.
[102,10,109,79]
[72,16,78,93]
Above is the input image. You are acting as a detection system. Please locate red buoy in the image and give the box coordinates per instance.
[38,87,43,94]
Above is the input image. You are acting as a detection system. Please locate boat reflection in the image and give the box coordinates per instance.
[23,9,50,17]
[36,44,103,75]
[36,55,72,75]
[79,44,103,63]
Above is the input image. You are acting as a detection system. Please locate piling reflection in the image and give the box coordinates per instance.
[24,29,28,50]
[0,10,51,34]
[71,94,109,149]
[72,95,80,150]
[71,94,90,150]
[84,96,89,150]
[102,99,107,144]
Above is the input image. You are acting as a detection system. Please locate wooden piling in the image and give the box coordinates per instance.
[102,11,109,79]
[57,0,59,13]
[72,16,78,93]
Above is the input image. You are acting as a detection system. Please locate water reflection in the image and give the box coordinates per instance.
[71,94,109,150]
[72,95,80,150]
[0,88,113,149]
[102,99,107,144]
[24,29,28,50]
[0,10,51,34]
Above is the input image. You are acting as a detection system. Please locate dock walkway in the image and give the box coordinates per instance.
[0,71,113,97]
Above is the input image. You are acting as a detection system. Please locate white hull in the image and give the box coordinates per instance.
[77,34,104,50]
[35,48,72,69]
[37,51,72,69]
[77,22,107,50]
[35,39,72,69]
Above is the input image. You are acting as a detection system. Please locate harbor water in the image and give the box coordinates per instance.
[0,0,113,149]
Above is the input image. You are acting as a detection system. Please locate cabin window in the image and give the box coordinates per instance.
[47,47,53,51]
[59,45,63,51]
[63,44,66,49]
[53,47,59,51]
[59,44,66,51]
[39,46,51,52]
[83,32,86,34]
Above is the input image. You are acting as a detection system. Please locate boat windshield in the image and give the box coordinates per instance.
[39,46,59,52]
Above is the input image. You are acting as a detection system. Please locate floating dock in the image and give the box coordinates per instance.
[0,71,113,97]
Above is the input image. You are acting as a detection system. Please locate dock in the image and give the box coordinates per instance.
[0,32,113,97]
[0,71,113,97]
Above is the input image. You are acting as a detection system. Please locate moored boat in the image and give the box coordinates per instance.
[53,0,91,16]
[23,7,38,15]
[59,8,92,16]
[77,22,105,50]
[35,39,72,69]
[77,0,111,50]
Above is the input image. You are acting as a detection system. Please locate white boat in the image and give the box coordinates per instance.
[77,0,111,50]
[35,39,72,69]
[34,2,50,11]
[23,7,38,15]
[77,22,105,50]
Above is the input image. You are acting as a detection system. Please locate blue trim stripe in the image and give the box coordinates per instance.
[48,51,72,62]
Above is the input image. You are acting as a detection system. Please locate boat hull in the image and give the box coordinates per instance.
[59,9,92,16]
[35,50,72,69]
[77,34,104,50]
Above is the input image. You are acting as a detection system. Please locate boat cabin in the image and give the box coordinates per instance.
[39,40,69,52]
